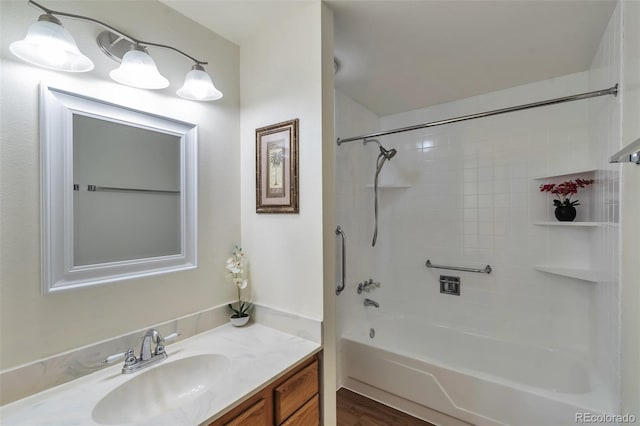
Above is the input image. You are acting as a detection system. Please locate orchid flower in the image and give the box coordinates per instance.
[225,245,252,318]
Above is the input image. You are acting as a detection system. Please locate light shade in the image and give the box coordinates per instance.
[177,64,223,101]
[109,46,169,89]
[9,14,94,72]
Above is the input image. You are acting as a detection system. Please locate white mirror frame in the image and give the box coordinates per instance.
[40,83,198,293]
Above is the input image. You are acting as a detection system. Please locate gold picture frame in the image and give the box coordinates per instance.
[255,119,299,213]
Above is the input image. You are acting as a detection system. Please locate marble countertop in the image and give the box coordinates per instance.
[0,323,321,426]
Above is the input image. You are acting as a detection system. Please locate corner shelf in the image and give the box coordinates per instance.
[533,169,597,180]
[533,221,601,227]
[365,183,411,189]
[533,265,604,283]
[532,169,607,283]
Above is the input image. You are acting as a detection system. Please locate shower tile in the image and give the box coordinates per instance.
[463,209,478,221]
[478,181,493,195]
[478,222,493,235]
[493,179,509,194]
[464,221,478,235]
[478,194,493,208]
[463,168,477,182]
[464,234,479,248]
[478,167,493,181]
[478,208,493,222]
[463,195,478,208]
[463,182,478,195]
[478,235,494,249]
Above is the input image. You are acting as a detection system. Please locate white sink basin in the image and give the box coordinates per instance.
[92,354,230,425]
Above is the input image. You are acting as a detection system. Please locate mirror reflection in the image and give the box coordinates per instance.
[72,115,181,266]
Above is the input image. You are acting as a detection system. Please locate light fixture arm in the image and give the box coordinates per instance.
[28,0,207,65]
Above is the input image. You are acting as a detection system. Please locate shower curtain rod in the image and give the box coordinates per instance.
[336,84,618,145]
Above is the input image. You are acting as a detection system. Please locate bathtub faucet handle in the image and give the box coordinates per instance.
[357,278,381,294]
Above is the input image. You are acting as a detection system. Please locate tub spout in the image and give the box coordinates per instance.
[364,298,379,308]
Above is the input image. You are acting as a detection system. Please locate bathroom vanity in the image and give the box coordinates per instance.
[0,323,321,426]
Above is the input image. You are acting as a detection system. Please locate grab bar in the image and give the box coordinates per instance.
[86,185,179,194]
[335,226,346,295]
[425,259,492,274]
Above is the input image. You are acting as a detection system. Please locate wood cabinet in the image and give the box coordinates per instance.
[209,354,319,426]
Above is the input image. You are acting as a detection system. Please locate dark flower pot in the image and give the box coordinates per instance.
[554,205,577,221]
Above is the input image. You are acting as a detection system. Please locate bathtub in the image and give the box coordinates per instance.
[341,315,616,425]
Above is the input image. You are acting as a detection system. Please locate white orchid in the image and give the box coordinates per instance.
[226,245,252,318]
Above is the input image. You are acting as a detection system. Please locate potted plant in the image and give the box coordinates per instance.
[539,178,594,221]
[225,245,252,326]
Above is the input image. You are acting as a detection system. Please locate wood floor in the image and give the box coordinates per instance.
[336,388,435,426]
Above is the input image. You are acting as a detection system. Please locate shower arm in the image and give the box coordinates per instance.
[336,85,618,145]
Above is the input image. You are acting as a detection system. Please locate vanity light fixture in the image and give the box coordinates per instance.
[11,0,223,101]
[9,13,94,72]
[109,45,170,90]
[177,64,223,101]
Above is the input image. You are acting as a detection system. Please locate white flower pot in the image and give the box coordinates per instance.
[230,315,250,327]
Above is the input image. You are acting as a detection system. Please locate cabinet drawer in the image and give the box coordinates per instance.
[280,394,319,426]
[224,398,267,426]
[274,360,318,424]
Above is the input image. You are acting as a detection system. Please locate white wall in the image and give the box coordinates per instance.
[334,90,380,388]
[0,0,240,369]
[620,0,640,417]
[240,3,324,321]
[588,2,622,404]
[321,4,337,423]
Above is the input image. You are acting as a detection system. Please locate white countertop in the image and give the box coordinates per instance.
[0,323,321,426]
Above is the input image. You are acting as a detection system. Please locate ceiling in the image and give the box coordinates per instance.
[163,0,617,116]
[160,1,313,45]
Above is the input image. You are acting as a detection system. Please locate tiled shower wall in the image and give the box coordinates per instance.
[336,36,621,407]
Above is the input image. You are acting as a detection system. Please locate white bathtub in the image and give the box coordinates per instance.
[341,316,616,425]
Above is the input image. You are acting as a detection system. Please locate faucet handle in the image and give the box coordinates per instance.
[102,348,135,365]
[357,279,381,294]
[154,332,181,356]
[123,349,137,366]
[164,332,180,342]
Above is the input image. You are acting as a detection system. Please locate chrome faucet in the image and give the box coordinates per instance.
[364,298,380,308]
[102,328,179,374]
[140,328,164,361]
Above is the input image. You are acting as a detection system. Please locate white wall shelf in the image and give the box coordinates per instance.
[365,184,411,188]
[534,265,607,283]
[533,221,601,227]
[533,169,598,180]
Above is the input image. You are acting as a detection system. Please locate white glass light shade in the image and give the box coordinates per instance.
[9,15,94,72]
[109,47,169,89]
[177,65,223,101]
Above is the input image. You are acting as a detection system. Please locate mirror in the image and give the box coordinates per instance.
[40,84,198,292]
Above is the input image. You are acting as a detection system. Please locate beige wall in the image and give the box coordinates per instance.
[239,3,324,321]
[621,0,640,417]
[0,1,241,369]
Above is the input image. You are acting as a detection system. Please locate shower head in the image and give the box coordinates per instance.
[382,147,397,159]
[364,138,397,160]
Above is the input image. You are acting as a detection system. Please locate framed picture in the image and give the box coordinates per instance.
[255,119,299,213]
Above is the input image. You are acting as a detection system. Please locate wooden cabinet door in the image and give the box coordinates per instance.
[224,398,267,426]
[274,360,318,424]
[280,394,319,426]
